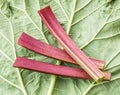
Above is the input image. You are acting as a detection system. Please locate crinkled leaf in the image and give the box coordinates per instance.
[0,0,120,95]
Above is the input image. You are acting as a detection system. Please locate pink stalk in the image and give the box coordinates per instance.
[13,57,111,80]
[18,32,104,69]
[38,6,104,82]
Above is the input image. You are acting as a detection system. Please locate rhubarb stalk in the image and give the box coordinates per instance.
[13,57,111,80]
[18,32,104,69]
[38,6,104,82]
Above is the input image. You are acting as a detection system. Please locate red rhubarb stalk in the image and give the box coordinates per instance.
[13,57,111,80]
[18,32,104,69]
[38,6,104,82]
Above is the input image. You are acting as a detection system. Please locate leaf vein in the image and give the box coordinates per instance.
[72,1,108,26]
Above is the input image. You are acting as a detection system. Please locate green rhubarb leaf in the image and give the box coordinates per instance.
[0,0,120,95]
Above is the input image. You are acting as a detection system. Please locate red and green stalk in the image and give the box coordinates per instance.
[18,32,104,69]
[38,6,104,82]
[13,57,111,80]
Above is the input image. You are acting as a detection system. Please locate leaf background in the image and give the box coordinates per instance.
[0,0,120,95]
